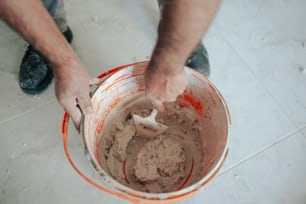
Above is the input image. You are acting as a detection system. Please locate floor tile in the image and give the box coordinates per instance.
[205,34,297,169]
[0,102,127,204]
[0,22,26,74]
[300,126,306,139]
[214,0,306,128]
[0,70,55,124]
[177,132,306,204]
[65,0,159,77]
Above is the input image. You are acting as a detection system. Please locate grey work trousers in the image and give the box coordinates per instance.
[41,0,68,32]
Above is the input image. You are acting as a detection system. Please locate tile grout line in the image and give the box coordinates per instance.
[0,100,56,126]
[205,26,306,176]
[219,128,302,176]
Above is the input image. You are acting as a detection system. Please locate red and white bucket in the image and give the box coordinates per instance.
[62,61,231,204]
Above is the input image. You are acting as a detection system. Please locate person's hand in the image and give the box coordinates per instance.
[54,60,96,131]
[145,63,188,111]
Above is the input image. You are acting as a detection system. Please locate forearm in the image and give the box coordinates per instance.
[0,0,77,78]
[150,0,220,74]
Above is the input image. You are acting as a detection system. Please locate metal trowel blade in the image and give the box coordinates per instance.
[133,109,168,138]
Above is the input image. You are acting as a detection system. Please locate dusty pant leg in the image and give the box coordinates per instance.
[41,0,68,32]
[157,0,164,12]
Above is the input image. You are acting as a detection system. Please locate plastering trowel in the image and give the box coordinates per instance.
[133,109,168,138]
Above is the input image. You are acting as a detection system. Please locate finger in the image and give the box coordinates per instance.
[146,93,165,112]
[61,98,82,131]
[152,100,165,112]
[77,95,94,116]
[90,77,102,86]
[155,103,165,112]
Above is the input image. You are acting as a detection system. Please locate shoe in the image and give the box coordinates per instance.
[186,42,210,77]
[19,27,73,94]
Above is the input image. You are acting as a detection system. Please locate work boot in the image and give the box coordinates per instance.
[19,27,73,94]
[186,42,210,77]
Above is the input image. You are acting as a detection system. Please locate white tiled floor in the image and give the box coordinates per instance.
[0,0,305,204]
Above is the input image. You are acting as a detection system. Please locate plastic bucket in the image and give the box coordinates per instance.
[62,61,231,204]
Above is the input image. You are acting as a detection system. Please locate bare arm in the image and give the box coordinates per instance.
[0,0,75,69]
[146,0,220,109]
[151,0,219,72]
[0,0,93,129]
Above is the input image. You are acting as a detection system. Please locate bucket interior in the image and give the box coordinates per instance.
[83,61,229,195]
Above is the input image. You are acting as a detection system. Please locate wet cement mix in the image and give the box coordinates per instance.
[98,94,205,193]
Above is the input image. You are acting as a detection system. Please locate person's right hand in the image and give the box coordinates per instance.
[54,59,96,131]
[145,63,188,111]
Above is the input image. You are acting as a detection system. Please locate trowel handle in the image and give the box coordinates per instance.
[149,109,158,119]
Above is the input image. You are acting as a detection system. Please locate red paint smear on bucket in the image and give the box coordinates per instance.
[103,74,131,93]
[95,97,122,160]
[183,94,203,113]
[95,119,104,138]
[122,160,130,184]
[177,159,194,191]
[96,97,121,134]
